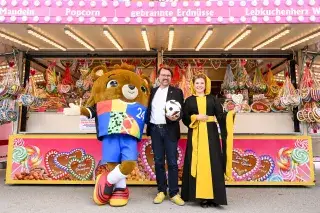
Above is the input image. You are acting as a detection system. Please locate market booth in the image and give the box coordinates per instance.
[0,0,317,185]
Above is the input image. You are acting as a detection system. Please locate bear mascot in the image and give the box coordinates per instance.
[63,63,151,207]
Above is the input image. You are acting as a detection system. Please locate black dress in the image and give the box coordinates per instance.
[181,94,230,205]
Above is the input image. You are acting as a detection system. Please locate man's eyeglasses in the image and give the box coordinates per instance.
[160,74,171,78]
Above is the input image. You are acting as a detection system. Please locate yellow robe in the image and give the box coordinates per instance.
[187,75,235,200]
[190,96,214,199]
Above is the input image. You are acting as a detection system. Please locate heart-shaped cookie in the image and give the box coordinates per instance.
[80,68,89,76]
[297,111,305,122]
[44,150,68,180]
[312,107,320,120]
[232,94,244,105]
[76,80,83,88]
[270,85,280,94]
[251,101,271,113]
[54,148,85,171]
[232,149,260,181]
[141,140,182,180]
[224,101,236,112]
[141,140,156,180]
[251,155,275,181]
[58,84,71,94]
[67,155,95,181]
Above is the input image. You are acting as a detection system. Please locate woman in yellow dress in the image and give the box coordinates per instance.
[181,74,234,208]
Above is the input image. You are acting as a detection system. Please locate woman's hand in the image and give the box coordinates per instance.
[196,114,208,121]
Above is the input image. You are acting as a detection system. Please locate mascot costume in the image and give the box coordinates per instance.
[64,63,151,207]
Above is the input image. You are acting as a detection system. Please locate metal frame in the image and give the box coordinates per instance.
[26,51,158,58]
[163,51,293,59]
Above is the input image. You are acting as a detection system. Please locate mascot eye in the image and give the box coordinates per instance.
[141,86,147,93]
[107,80,118,88]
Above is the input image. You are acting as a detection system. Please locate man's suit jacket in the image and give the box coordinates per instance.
[146,85,184,142]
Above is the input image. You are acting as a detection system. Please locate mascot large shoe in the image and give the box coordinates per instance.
[64,64,151,207]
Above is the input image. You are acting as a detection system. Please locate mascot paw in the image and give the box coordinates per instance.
[93,172,114,205]
[109,188,129,207]
[63,103,80,116]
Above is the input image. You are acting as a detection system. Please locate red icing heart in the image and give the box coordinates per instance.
[9,61,15,67]
[252,156,275,181]
[232,149,260,181]
[54,149,85,171]
[44,150,67,180]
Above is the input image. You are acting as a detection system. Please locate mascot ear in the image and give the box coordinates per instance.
[141,74,152,90]
[91,65,107,81]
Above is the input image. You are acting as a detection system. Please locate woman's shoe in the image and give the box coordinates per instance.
[200,200,209,208]
[208,200,221,207]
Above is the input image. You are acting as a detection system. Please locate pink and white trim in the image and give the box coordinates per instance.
[0,0,319,25]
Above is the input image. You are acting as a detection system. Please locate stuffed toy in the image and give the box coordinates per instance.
[64,63,151,207]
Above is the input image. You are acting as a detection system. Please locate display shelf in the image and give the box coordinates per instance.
[24,112,297,135]
[6,134,315,186]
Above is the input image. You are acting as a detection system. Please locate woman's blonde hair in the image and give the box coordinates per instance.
[192,73,207,85]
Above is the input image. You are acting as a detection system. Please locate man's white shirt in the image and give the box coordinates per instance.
[150,86,168,124]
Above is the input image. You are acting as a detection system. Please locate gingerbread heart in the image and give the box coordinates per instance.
[232,94,244,105]
[251,101,270,113]
[251,155,275,181]
[141,140,156,180]
[44,150,68,180]
[232,149,260,181]
[67,155,95,181]
[141,140,182,180]
[54,148,85,171]
[224,101,236,112]
[58,84,71,94]
[313,107,320,119]
[270,85,280,94]
[80,68,89,76]
[296,111,305,122]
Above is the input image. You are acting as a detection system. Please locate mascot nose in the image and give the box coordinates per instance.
[128,85,135,90]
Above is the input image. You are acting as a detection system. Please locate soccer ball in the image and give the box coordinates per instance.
[165,100,181,117]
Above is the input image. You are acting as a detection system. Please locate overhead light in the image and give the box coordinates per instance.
[0,30,39,50]
[0,65,9,70]
[195,27,213,51]
[64,27,95,51]
[253,27,291,51]
[27,28,66,51]
[281,28,320,50]
[224,26,252,51]
[103,28,123,51]
[303,63,320,68]
[141,28,150,51]
[168,28,174,51]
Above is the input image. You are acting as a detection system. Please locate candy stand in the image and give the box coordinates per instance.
[0,0,317,186]
[4,54,315,186]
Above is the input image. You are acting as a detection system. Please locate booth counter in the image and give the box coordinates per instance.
[6,113,315,186]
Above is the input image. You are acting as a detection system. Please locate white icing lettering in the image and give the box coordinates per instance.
[65,8,100,17]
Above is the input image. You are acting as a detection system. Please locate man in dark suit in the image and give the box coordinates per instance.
[146,67,185,206]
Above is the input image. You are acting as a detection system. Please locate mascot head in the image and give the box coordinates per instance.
[86,63,151,107]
